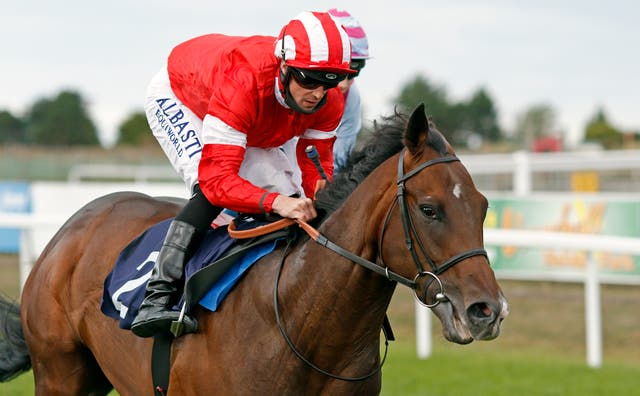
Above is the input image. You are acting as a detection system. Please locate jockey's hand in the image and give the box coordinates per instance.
[313,179,327,200]
[272,195,317,222]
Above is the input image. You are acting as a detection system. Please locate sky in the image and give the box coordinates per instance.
[2,0,638,148]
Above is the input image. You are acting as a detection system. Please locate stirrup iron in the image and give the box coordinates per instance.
[170,303,187,337]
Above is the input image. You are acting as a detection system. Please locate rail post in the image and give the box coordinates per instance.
[585,253,603,368]
[415,302,432,359]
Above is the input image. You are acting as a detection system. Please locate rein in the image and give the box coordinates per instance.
[296,220,417,289]
[273,237,389,382]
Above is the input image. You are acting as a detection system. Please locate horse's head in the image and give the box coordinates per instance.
[379,104,509,344]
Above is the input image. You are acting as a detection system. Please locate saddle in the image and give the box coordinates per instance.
[182,215,294,314]
[100,215,296,332]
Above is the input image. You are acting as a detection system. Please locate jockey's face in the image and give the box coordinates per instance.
[282,65,330,112]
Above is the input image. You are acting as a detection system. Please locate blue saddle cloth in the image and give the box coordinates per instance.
[100,218,278,330]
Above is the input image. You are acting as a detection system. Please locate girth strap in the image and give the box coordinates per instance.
[151,333,172,396]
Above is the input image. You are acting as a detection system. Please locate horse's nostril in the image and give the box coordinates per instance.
[467,302,493,321]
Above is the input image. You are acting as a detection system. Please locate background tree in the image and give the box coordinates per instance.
[116,111,155,146]
[0,110,27,144]
[393,75,458,139]
[584,108,623,149]
[393,74,503,147]
[513,104,557,147]
[394,75,450,117]
[25,90,100,146]
[460,88,502,143]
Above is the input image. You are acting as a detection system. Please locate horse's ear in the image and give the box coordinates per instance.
[403,103,430,155]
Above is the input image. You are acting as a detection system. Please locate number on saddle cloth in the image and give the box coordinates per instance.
[101,217,289,329]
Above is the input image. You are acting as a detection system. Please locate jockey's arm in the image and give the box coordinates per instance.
[296,133,336,198]
[198,116,320,221]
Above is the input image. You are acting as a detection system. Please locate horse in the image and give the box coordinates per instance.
[0,104,508,395]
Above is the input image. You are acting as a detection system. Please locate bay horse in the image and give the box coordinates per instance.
[0,104,508,395]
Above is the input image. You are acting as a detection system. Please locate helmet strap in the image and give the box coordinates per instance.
[280,67,327,114]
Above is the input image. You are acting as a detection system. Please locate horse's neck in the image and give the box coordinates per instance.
[283,175,397,346]
[319,179,392,267]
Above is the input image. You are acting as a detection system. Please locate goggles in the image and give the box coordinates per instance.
[347,59,366,80]
[289,67,346,90]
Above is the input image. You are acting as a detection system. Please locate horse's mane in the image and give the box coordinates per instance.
[313,113,403,217]
[314,109,446,221]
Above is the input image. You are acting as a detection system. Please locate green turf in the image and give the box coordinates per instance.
[3,342,638,396]
[380,342,639,396]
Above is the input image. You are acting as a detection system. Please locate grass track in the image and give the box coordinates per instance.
[3,338,638,396]
[381,342,639,396]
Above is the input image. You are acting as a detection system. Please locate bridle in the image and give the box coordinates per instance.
[379,147,488,307]
[296,148,488,306]
[274,147,488,381]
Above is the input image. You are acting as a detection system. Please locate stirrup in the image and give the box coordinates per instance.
[170,303,193,337]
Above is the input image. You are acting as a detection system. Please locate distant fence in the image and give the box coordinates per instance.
[67,164,179,183]
[0,181,189,287]
[0,181,188,254]
[66,149,640,192]
[0,213,68,288]
[460,149,640,194]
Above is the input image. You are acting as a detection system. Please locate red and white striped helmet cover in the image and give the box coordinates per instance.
[274,11,354,74]
[327,8,370,59]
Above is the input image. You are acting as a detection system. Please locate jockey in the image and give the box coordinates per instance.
[280,8,370,187]
[328,8,371,172]
[131,11,355,338]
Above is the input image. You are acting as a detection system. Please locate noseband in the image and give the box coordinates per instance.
[379,148,488,307]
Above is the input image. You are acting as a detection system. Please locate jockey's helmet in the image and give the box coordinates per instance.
[275,11,356,85]
[327,8,369,79]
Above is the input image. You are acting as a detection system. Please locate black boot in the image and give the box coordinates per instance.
[131,220,199,338]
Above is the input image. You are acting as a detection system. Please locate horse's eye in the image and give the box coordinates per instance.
[420,205,438,220]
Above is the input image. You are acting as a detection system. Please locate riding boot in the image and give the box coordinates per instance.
[131,220,200,338]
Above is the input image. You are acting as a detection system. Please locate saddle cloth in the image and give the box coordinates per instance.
[100,218,280,330]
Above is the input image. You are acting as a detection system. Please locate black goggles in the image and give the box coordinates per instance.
[289,67,346,90]
[347,59,366,80]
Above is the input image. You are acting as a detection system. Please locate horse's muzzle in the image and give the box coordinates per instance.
[466,296,509,340]
[432,292,509,344]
